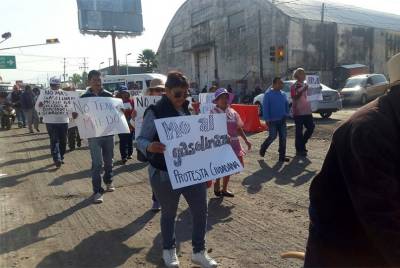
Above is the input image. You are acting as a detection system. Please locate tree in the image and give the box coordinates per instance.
[137,49,158,72]
[70,73,82,87]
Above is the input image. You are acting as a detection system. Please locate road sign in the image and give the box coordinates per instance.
[0,56,16,69]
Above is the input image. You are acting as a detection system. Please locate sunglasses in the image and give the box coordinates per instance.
[173,90,189,99]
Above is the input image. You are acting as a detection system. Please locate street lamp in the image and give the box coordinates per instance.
[99,61,104,70]
[0,32,11,45]
[125,53,132,75]
[0,38,59,51]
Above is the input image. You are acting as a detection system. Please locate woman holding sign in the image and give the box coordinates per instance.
[211,88,252,198]
[137,72,218,268]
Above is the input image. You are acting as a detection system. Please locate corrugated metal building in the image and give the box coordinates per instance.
[157,0,400,91]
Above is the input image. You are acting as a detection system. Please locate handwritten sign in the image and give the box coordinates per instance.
[134,95,162,139]
[36,90,79,123]
[155,114,243,189]
[306,75,323,101]
[72,97,129,139]
[199,93,215,114]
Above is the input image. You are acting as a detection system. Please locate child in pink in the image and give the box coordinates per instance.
[210,88,251,197]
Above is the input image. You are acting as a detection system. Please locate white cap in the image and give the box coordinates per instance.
[49,76,61,85]
[388,53,400,84]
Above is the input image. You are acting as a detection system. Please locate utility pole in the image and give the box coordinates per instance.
[258,10,264,84]
[320,3,325,75]
[111,33,118,75]
[271,0,279,76]
[80,57,88,73]
[63,57,67,82]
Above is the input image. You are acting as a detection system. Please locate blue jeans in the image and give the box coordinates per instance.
[150,170,207,253]
[260,118,287,158]
[15,107,25,126]
[46,123,68,162]
[118,131,133,159]
[88,135,114,194]
[294,115,315,152]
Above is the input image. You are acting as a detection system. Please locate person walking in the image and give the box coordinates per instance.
[76,70,115,204]
[137,72,218,268]
[259,77,290,162]
[63,84,81,151]
[211,88,251,198]
[21,85,39,133]
[8,84,25,128]
[36,77,69,168]
[304,53,400,267]
[115,86,135,164]
[290,68,315,156]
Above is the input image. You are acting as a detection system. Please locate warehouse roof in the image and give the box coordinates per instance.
[274,0,400,32]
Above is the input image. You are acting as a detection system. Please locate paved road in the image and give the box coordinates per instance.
[0,108,356,268]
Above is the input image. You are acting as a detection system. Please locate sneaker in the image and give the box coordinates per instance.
[192,250,218,268]
[55,161,62,168]
[221,190,234,198]
[93,193,103,204]
[106,183,115,192]
[151,201,161,212]
[279,157,290,162]
[127,155,133,160]
[121,158,128,164]
[162,249,180,268]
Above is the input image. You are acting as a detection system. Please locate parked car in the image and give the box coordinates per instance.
[340,74,389,105]
[253,80,342,119]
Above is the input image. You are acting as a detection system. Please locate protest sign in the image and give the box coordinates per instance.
[306,75,323,101]
[72,97,129,139]
[155,113,244,189]
[199,93,215,114]
[36,90,79,123]
[134,95,162,139]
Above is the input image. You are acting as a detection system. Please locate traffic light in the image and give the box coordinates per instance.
[46,38,60,44]
[277,46,285,62]
[270,46,276,62]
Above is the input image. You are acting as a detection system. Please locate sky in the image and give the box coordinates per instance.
[0,0,399,84]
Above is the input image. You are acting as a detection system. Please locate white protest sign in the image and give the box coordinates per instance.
[306,75,323,101]
[36,90,79,123]
[199,93,215,114]
[72,97,130,139]
[134,95,162,139]
[155,113,243,189]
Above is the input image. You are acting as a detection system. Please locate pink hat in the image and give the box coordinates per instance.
[213,88,234,104]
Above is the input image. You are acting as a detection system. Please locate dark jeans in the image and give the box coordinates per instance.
[260,118,287,158]
[294,114,315,152]
[88,135,114,194]
[68,126,81,149]
[118,131,133,159]
[150,171,207,253]
[46,123,68,162]
[15,107,25,126]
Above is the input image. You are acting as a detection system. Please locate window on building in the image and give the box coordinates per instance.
[191,6,213,27]
[228,11,245,30]
[172,33,184,48]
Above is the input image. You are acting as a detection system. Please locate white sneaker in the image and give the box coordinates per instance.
[192,251,218,268]
[106,183,115,192]
[93,193,103,204]
[162,249,180,268]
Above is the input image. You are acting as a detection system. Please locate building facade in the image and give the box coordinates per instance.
[158,0,400,92]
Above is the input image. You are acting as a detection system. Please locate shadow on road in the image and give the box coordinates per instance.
[0,154,51,168]
[36,210,156,268]
[145,198,233,266]
[48,169,91,186]
[242,158,316,194]
[0,198,92,256]
[10,144,50,153]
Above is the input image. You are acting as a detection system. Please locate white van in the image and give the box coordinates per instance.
[102,73,167,96]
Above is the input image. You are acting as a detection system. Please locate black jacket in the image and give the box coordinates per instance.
[80,88,113,98]
[145,95,190,171]
[305,85,400,267]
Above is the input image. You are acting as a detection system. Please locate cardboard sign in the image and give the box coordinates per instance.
[36,90,79,123]
[199,93,215,114]
[134,95,162,139]
[306,75,323,101]
[72,97,129,139]
[155,113,243,189]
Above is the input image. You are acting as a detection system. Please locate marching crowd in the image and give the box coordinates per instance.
[6,51,400,267]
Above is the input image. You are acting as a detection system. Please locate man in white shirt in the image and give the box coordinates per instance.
[36,77,69,168]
